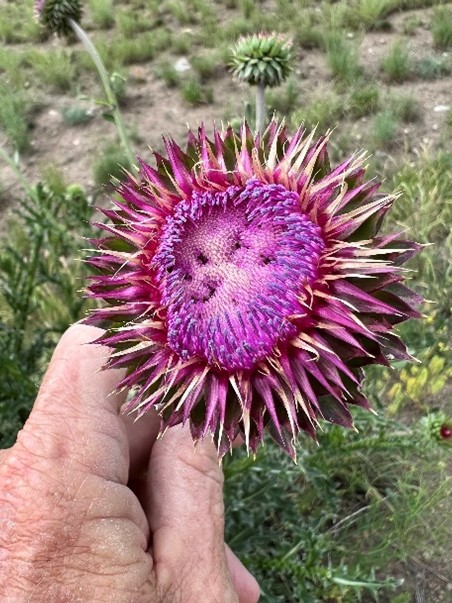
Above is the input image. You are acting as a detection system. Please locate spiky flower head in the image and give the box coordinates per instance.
[35,0,82,38]
[86,122,422,459]
[229,33,292,88]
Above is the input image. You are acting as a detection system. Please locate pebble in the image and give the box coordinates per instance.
[174,57,191,73]
[433,104,450,112]
[432,123,438,131]
[48,109,58,117]
[129,66,147,83]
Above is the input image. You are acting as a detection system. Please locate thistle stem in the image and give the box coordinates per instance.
[68,18,137,175]
[255,83,266,135]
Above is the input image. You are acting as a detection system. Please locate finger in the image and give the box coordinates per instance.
[121,405,161,479]
[226,545,261,603]
[17,324,130,484]
[147,425,238,601]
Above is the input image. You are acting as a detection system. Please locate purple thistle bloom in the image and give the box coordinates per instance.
[86,122,422,458]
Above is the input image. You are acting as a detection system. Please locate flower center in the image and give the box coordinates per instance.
[154,180,325,371]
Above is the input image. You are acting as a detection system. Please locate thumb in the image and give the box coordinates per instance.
[147,426,258,602]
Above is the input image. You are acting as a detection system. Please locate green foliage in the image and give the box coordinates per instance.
[88,0,114,29]
[414,54,452,79]
[24,49,76,92]
[371,110,399,148]
[93,143,131,186]
[224,409,450,602]
[0,179,96,447]
[348,83,380,118]
[0,84,30,153]
[431,6,452,50]
[181,77,214,105]
[381,40,411,83]
[157,61,181,88]
[60,105,94,126]
[292,90,344,132]
[324,31,363,85]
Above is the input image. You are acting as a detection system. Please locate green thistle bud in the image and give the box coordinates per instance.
[35,0,82,38]
[229,33,292,88]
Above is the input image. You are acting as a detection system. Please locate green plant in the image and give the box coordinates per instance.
[414,55,452,79]
[348,83,380,118]
[115,10,150,37]
[181,77,214,105]
[0,179,96,448]
[381,40,411,83]
[157,61,180,88]
[192,52,221,83]
[24,49,76,93]
[292,91,344,131]
[60,105,94,126]
[431,6,452,50]
[92,143,131,187]
[389,93,422,123]
[88,0,114,29]
[371,110,399,148]
[324,31,363,85]
[266,77,300,120]
[0,84,30,153]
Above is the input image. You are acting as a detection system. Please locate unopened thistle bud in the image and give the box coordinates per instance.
[229,33,292,88]
[35,0,82,38]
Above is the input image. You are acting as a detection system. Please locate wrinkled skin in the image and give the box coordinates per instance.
[0,325,260,603]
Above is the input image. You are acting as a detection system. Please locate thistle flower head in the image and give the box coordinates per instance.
[229,33,292,88]
[35,0,82,37]
[86,122,422,458]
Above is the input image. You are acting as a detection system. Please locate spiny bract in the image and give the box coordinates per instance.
[229,33,292,88]
[35,0,82,38]
[86,122,422,458]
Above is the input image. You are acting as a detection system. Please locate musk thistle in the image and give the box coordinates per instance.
[35,0,136,173]
[35,0,82,38]
[86,122,422,458]
[230,33,292,134]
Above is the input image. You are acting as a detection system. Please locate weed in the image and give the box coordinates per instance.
[389,93,422,123]
[348,83,380,118]
[88,0,114,29]
[324,31,363,85]
[266,77,300,120]
[191,53,222,83]
[414,55,451,79]
[431,6,452,50]
[112,34,156,65]
[116,11,151,37]
[157,61,181,88]
[0,84,30,153]
[402,15,423,36]
[24,49,76,93]
[240,0,255,19]
[93,143,131,187]
[181,77,213,105]
[172,34,192,55]
[371,110,399,148]
[381,40,411,83]
[61,106,94,126]
[292,90,344,132]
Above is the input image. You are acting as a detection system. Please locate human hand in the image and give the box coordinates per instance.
[0,325,260,602]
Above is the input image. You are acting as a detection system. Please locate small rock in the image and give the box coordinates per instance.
[433,104,450,112]
[367,48,374,55]
[346,32,354,39]
[48,109,58,117]
[432,123,438,131]
[403,128,410,135]
[129,65,147,83]
[174,57,191,73]
[73,139,80,146]
[422,137,430,144]
[378,38,386,44]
